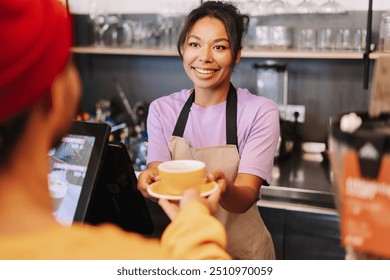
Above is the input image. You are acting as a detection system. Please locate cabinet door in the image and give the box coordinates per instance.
[258,206,285,260]
[284,210,345,260]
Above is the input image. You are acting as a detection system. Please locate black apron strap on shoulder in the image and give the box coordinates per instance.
[226,83,238,149]
[172,84,238,151]
[172,90,195,137]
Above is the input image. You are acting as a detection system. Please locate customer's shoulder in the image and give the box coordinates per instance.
[62,224,165,259]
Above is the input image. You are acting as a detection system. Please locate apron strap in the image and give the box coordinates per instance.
[172,83,238,150]
[226,83,238,148]
[172,90,195,137]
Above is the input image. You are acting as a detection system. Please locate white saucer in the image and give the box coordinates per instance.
[147,181,218,201]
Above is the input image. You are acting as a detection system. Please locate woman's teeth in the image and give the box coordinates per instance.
[194,67,217,74]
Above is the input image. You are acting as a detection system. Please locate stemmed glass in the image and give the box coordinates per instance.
[296,0,319,14]
[319,0,346,14]
[237,0,258,16]
[256,0,269,16]
[157,6,176,49]
[266,0,294,15]
[131,21,147,48]
[89,0,109,46]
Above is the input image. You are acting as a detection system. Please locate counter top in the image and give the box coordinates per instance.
[260,150,336,210]
[137,150,336,211]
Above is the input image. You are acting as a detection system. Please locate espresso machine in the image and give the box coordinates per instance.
[254,60,298,159]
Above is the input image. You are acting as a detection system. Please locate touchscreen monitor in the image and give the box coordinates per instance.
[48,121,110,226]
[48,120,154,235]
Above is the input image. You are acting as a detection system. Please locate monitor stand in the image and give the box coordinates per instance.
[85,142,154,235]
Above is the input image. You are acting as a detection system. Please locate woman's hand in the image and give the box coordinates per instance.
[206,169,261,213]
[137,162,161,200]
[206,169,227,195]
[159,187,221,221]
[158,169,227,221]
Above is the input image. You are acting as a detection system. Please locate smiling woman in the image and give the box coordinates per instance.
[137,1,281,260]
[181,16,234,104]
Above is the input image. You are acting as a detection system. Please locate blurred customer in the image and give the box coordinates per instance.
[0,0,229,260]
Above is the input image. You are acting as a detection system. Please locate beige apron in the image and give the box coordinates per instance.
[168,84,275,260]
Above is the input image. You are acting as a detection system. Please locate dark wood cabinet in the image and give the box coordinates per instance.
[259,205,346,260]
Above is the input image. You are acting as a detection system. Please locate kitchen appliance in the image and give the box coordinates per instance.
[254,61,298,159]
[111,80,150,171]
[329,112,390,259]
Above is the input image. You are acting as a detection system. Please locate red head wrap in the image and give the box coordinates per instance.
[0,0,72,121]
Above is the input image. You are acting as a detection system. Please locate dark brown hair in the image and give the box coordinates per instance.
[177,1,249,68]
[0,109,31,167]
[0,93,51,167]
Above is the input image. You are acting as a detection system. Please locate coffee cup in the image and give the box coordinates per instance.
[48,171,69,212]
[157,160,207,196]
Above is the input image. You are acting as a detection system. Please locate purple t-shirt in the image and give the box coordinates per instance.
[146,87,280,183]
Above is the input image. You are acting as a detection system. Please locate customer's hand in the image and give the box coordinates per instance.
[137,162,161,200]
[159,187,221,221]
[206,169,227,194]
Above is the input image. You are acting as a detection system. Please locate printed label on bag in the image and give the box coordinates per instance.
[341,152,390,258]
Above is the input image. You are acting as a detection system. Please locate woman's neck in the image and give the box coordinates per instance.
[193,82,231,108]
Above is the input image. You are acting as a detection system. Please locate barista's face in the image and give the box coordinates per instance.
[50,60,81,147]
[182,16,238,91]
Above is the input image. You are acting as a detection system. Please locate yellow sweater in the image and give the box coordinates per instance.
[0,202,230,260]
